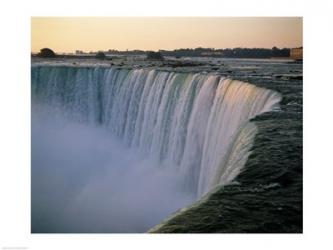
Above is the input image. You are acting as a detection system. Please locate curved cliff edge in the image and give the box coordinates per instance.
[148,75,302,233]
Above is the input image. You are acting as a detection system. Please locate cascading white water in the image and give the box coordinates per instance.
[32,65,281,198]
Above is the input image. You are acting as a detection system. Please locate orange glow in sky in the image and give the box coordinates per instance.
[31,17,302,53]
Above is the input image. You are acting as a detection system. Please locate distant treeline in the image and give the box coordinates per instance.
[33,47,292,59]
[105,47,290,58]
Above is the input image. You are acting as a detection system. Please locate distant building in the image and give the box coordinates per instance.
[201,51,223,56]
[290,47,303,60]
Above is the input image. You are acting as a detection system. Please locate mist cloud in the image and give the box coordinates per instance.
[31,105,194,233]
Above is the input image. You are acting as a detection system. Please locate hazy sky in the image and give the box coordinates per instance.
[31,17,302,53]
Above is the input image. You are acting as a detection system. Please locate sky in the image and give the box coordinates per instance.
[31,17,302,53]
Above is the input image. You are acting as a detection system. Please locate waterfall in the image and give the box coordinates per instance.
[31,65,281,197]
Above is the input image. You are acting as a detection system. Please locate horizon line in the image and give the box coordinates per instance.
[31,46,303,54]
